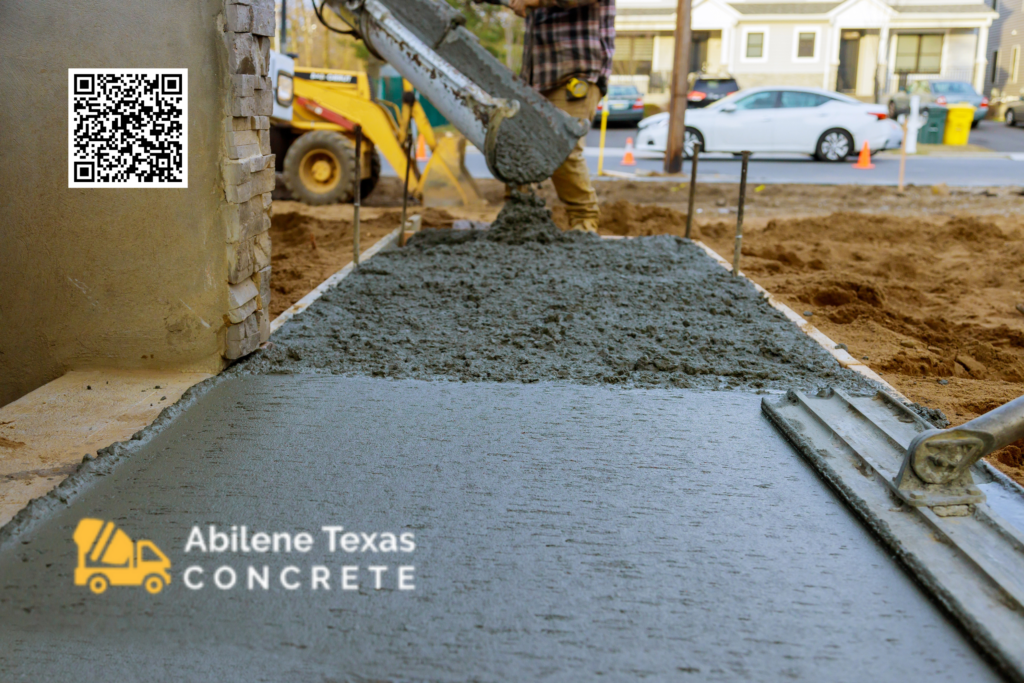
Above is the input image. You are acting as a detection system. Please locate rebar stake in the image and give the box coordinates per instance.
[685,143,700,240]
[733,151,749,276]
[353,125,363,266]
[399,128,414,247]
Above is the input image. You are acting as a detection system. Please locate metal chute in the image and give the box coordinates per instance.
[325,0,587,185]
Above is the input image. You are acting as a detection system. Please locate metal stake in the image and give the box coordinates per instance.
[399,127,414,246]
[685,143,700,239]
[898,117,908,193]
[353,125,362,266]
[733,151,749,276]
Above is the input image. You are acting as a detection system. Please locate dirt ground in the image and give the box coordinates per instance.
[565,179,1024,483]
[273,176,1024,483]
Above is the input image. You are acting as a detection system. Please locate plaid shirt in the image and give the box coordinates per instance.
[521,0,615,94]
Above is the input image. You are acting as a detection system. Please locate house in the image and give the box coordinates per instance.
[614,0,998,103]
[982,0,1023,112]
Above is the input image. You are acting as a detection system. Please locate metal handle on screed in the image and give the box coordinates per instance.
[904,394,1024,486]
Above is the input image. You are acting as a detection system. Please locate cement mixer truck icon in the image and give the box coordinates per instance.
[73,518,172,595]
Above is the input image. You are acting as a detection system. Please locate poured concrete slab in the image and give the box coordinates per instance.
[0,376,1004,681]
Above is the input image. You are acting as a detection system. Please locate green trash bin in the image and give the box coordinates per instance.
[917,105,947,145]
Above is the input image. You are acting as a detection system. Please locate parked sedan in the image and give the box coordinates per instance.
[888,80,988,127]
[687,75,739,108]
[594,85,645,124]
[1006,101,1024,127]
[635,87,902,161]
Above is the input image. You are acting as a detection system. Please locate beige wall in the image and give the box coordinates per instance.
[0,0,229,406]
[857,33,880,97]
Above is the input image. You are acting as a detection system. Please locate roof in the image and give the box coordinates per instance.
[891,3,995,11]
[727,2,842,14]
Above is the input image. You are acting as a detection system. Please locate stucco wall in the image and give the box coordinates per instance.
[0,0,229,406]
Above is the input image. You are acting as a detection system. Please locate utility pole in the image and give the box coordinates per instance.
[664,0,693,173]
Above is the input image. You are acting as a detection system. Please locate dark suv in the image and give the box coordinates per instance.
[687,76,739,108]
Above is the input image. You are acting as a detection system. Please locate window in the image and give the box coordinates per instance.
[1012,45,1020,83]
[608,85,641,97]
[780,91,831,107]
[735,91,778,109]
[142,546,161,562]
[992,50,1000,83]
[612,35,654,75]
[747,32,765,59]
[894,34,943,73]
[931,81,977,95]
[798,33,816,58]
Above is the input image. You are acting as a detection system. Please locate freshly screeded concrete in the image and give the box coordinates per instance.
[261,199,873,393]
[0,376,1004,682]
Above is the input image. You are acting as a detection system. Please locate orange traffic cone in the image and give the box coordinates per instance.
[621,137,636,166]
[416,134,428,161]
[852,141,874,169]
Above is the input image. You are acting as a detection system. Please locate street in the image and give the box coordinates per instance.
[388,119,1024,187]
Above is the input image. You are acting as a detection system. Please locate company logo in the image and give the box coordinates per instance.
[73,518,172,595]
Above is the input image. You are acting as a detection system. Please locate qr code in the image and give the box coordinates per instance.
[69,69,188,188]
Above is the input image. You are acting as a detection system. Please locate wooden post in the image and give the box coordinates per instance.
[733,151,749,276]
[663,0,693,174]
[685,143,700,239]
[353,126,362,266]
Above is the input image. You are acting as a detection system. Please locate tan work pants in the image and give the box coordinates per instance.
[543,84,601,228]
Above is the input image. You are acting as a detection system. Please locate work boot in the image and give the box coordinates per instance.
[569,218,599,233]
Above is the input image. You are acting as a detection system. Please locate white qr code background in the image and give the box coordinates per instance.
[68,68,188,188]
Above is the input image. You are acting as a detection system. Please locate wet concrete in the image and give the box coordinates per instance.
[260,211,873,393]
[0,376,1004,681]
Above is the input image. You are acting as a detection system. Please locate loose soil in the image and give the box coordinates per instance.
[549,180,1024,484]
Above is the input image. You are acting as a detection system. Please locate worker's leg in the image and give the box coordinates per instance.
[544,84,602,232]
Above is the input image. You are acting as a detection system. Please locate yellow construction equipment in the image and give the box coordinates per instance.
[273,66,483,207]
[73,518,172,595]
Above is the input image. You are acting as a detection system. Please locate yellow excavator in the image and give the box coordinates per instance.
[270,60,483,207]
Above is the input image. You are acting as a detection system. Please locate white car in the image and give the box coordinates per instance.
[636,87,903,161]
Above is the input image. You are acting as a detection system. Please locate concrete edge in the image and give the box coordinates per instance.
[0,366,239,551]
[687,238,1024,498]
[270,225,403,334]
[689,239,909,402]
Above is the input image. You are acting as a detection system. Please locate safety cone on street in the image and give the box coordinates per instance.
[416,135,428,161]
[852,141,874,169]
[621,137,636,166]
